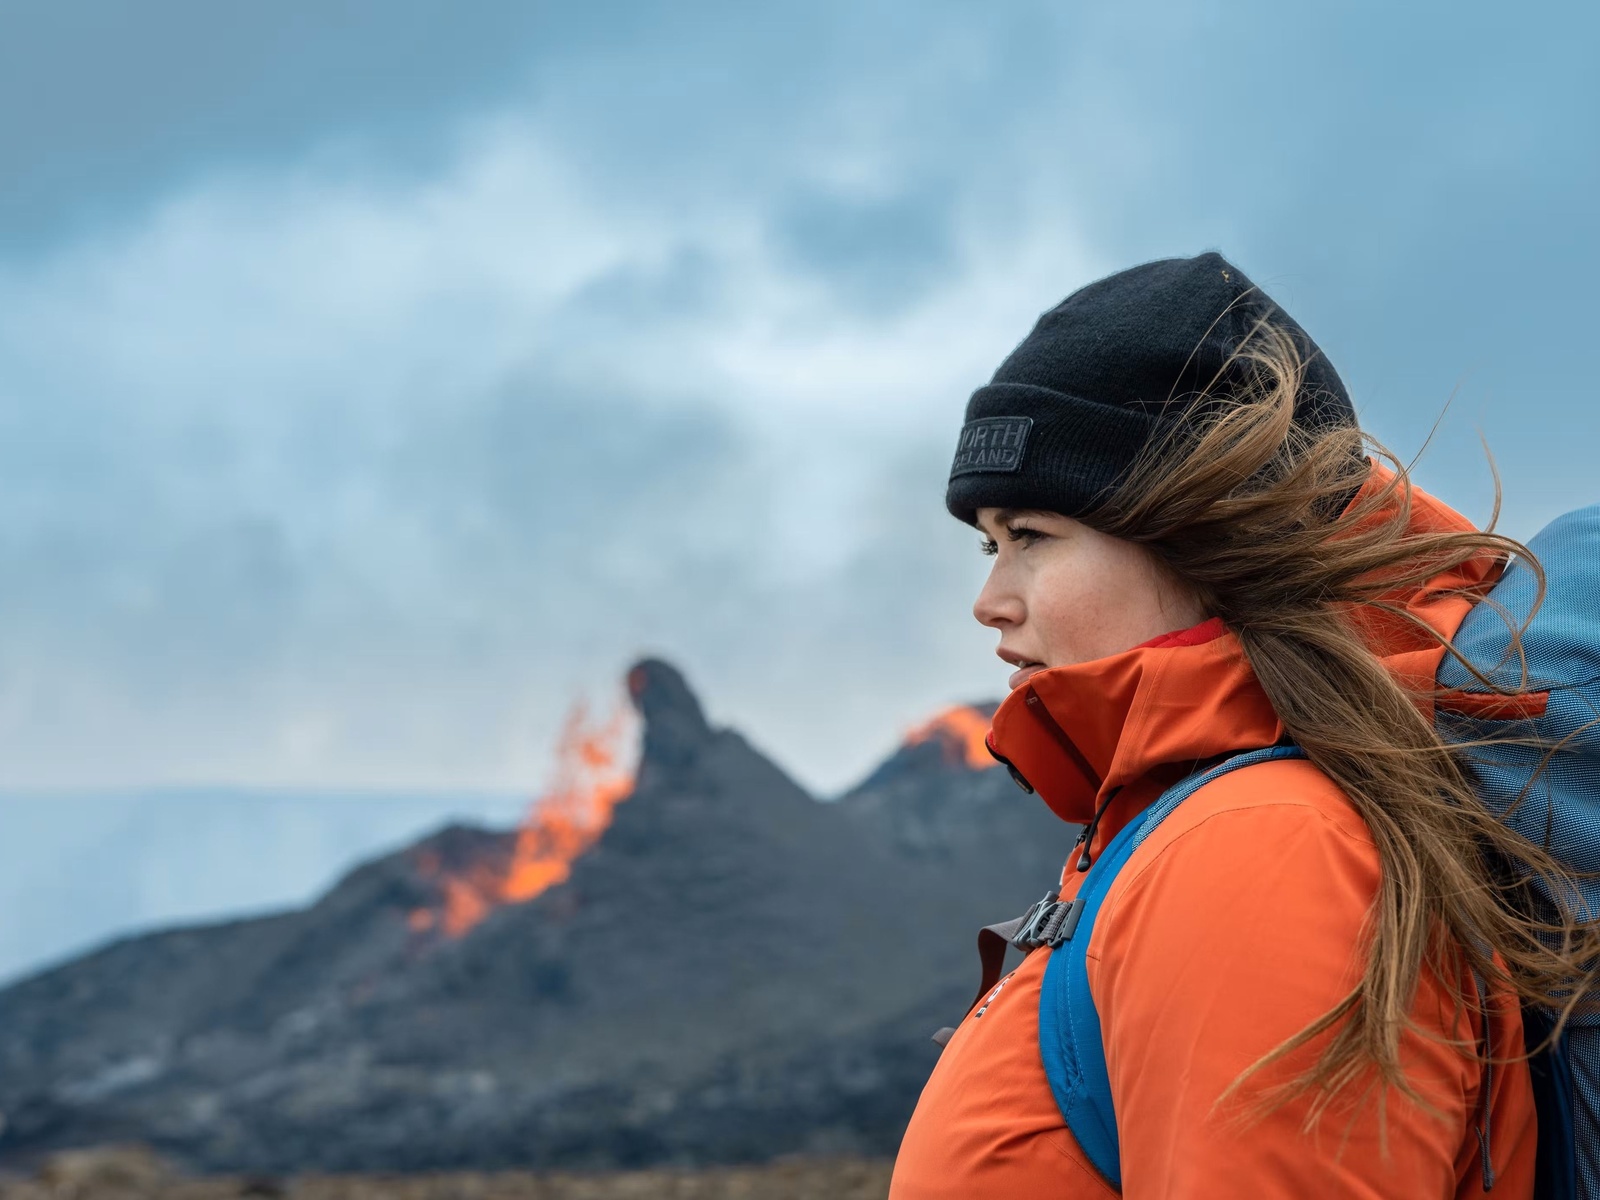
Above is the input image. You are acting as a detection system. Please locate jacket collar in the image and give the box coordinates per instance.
[987,620,1280,837]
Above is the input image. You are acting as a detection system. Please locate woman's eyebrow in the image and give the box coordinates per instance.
[977,507,1051,537]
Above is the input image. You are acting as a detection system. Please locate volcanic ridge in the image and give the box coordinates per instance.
[0,661,1078,1174]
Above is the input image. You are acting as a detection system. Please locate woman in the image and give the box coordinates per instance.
[889,253,1591,1198]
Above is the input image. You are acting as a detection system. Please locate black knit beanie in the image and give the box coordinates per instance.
[945,252,1359,525]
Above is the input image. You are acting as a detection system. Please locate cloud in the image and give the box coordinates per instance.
[0,86,1105,792]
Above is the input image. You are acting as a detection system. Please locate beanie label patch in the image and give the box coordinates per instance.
[950,416,1033,476]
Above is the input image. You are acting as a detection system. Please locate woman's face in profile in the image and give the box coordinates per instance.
[972,507,1208,690]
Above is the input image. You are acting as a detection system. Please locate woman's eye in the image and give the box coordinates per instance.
[1007,525,1045,545]
[979,538,998,557]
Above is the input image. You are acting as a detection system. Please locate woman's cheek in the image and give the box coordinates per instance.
[1037,587,1094,661]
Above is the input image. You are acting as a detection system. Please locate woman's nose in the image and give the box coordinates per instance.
[972,569,1024,629]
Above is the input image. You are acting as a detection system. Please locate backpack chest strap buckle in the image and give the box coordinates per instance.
[1011,892,1086,951]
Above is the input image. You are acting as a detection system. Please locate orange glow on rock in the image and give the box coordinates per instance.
[407,908,436,933]
[906,705,997,770]
[410,698,638,939]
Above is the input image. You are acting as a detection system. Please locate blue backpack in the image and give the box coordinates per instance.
[982,506,1600,1198]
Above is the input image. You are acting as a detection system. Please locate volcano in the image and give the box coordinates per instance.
[0,661,1077,1174]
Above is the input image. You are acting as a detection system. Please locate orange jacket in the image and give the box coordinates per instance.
[890,474,1537,1199]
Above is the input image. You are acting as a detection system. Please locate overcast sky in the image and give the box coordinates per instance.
[2,0,1597,800]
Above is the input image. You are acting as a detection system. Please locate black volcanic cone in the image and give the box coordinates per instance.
[0,662,1078,1173]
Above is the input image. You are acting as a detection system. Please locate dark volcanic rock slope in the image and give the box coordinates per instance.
[0,662,1078,1173]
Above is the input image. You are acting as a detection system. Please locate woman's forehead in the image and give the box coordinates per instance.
[976,506,1062,529]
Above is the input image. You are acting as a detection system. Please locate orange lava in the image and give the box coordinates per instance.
[906,705,997,770]
[411,698,638,938]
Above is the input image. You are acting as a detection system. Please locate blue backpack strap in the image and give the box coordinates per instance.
[1523,1005,1578,1200]
[1038,744,1307,1189]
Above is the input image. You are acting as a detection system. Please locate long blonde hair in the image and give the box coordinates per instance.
[1083,319,1597,1123]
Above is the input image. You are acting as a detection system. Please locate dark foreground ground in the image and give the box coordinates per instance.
[0,1147,893,1200]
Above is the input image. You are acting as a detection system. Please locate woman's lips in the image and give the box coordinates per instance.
[1008,662,1046,690]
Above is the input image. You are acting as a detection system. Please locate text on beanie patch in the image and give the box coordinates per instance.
[950,416,1033,476]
